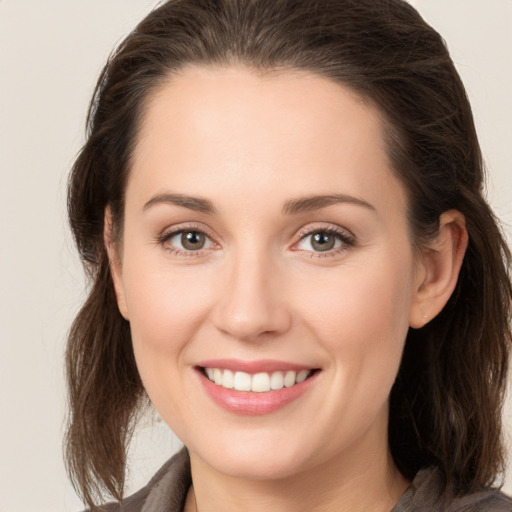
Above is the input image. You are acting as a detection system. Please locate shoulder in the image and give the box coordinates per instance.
[393,467,512,512]
[89,448,191,512]
[449,488,512,511]
[446,491,512,512]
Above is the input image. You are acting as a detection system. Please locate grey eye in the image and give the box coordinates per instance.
[168,230,212,251]
[297,231,343,252]
[310,232,336,251]
[181,231,206,250]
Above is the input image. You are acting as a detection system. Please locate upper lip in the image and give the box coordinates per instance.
[196,358,317,374]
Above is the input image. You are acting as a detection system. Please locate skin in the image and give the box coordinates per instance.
[106,66,467,512]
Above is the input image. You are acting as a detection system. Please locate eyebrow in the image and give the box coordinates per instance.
[143,193,216,214]
[143,192,375,215]
[282,194,375,215]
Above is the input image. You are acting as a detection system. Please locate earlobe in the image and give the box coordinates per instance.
[409,210,468,328]
[104,207,129,320]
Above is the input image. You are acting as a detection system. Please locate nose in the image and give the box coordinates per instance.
[212,250,292,342]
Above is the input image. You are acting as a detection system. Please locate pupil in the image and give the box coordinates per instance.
[312,232,335,251]
[182,231,205,250]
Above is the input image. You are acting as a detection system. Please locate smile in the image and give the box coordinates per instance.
[203,368,312,392]
[196,360,319,415]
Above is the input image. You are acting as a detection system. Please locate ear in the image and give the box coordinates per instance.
[409,210,468,328]
[104,207,129,320]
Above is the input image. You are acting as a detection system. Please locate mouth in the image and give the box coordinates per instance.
[200,367,316,392]
[194,359,320,415]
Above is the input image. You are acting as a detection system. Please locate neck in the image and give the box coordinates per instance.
[185,424,409,512]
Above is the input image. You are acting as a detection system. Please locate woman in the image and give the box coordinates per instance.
[65,0,512,510]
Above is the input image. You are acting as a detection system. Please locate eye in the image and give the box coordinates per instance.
[295,227,354,254]
[161,228,216,254]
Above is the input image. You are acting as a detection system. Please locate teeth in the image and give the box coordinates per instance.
[251,372,270,392]
[204,368,312,392]
[222,369,234,389]
[233,371,252,391]
[296,370,309,383]
[270,371,284,390]
[284,371,296,387]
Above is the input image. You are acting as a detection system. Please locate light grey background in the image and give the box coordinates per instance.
[0,1,511,510]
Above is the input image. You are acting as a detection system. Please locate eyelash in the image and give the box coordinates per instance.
[156,223,217,257]
[295,225,355,258]
[156,224,355,258]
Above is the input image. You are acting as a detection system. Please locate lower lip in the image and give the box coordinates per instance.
[197,369,317,415]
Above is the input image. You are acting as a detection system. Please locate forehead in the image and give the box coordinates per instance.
[129,65,406,216]
[135,65,382,160]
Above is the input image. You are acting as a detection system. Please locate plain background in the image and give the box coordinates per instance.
[0,1,511,510]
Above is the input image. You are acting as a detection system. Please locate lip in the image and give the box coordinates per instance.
[195,359,319,416]
[196,358,313,373]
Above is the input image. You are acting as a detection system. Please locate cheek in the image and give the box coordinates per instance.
[120,255,214,400]
[123,257,210,345]
[298,251,414,382]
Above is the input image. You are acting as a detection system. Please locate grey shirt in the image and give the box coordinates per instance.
[101,449,512,511]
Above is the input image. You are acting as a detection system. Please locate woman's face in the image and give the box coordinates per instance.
[111,66,426,480]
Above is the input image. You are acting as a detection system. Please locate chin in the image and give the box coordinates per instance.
[188,432,314,481]
[209,453,307,481]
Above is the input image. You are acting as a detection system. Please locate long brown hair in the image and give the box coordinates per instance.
[66,0,512,507]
